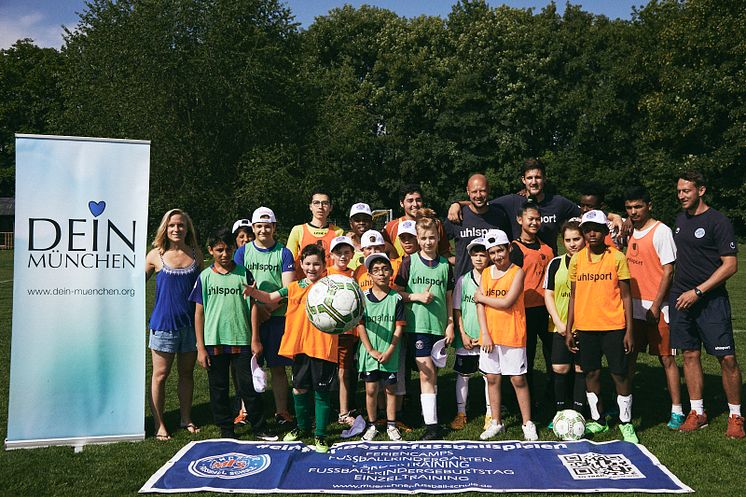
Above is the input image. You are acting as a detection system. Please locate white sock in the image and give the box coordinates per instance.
[456,375,468,414]
[617,394,633,423]
[671,404,684,416]
[484,377,491,416]
[587,391,600,421]
[421,393,438,424]
[728,403,742,417]
[690,399,704,415]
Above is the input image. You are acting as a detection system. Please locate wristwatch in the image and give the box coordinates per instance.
[694,287,703,297]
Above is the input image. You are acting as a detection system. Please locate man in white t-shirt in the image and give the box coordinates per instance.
[624,186,682,429]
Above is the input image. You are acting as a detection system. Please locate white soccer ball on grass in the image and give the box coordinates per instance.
[552,409,586,441]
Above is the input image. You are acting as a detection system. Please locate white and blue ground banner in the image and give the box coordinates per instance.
[6,134,150,449]
[140,440,692,494]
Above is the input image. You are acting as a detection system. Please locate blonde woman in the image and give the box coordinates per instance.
[145,209,203,440]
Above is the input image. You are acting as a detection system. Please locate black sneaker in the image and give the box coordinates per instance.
[254,428,279,442]
[220,427,237,439]
[421,425,441,441]
[274,411,295,427]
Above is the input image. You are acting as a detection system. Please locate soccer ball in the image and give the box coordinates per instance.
[305,274,365,334]
[552,409,586,441]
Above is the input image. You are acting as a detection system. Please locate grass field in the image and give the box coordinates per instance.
[1,247,744,496]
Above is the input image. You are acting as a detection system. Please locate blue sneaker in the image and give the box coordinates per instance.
[667,412,686,430]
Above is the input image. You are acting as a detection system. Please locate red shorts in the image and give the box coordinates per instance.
[337,334,358,369]
[633,318,674,357]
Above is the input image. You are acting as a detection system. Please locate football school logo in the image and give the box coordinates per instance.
[694,228,705,239]
[188,452,271,480]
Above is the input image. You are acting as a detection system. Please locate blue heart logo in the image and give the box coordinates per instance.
[88,201,106,217]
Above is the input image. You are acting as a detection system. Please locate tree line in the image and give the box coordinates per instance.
[1,0,744,240]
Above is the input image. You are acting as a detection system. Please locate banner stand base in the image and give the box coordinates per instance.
[5,433,145,450]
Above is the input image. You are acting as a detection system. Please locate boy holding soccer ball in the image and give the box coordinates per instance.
[357,253,406,441]
[244,244,338,453]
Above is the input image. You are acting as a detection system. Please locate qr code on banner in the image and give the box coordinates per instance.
[559,453,644,480]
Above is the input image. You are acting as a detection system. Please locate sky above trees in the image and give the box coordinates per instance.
[0,0,643,49]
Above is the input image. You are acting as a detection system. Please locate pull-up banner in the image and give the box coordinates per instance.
[6,134,150,449]
[140,440,692,494]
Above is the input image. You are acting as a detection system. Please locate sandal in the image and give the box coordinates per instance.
[155,433,172,441]
[180,422,200,434]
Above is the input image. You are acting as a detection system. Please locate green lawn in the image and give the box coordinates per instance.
[0,248,744,496]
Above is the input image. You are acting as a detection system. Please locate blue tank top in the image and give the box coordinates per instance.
[149,251,199,331]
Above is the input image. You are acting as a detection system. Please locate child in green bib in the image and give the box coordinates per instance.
[357,253,406,441]
[190,228,276,441]
[450,237,491,431]
[394,208,455,440]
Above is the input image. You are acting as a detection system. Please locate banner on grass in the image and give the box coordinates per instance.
[140,440,692,494]
[6,134,150,449]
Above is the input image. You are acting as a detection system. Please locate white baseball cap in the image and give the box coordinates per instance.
[398,220,417,237]
[251,354,267,393]
[364,252,391,271]
[430,338,448,369]
[349,202,373,218]
[361,229,385,248]
[579,209,609,227]
[232,219,251,234]
[466,236,487,253]
[251,206,276,224]
[330,235,355,253]
[483,229,510,249]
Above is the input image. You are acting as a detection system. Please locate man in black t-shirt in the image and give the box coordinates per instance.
[444,174,511,278]
[448,159,581,254]
[669,171,743,439]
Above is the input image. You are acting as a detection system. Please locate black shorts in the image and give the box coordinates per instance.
[360,370,398,385]
[454,354,479,375]
[669,292,735,356]
[292,354,338,392]
[408,332,440,357]
[551,332,577,366]
[258,316,292,367]
[577,330,627,375]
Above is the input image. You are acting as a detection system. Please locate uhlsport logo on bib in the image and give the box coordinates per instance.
[188,452,271,479]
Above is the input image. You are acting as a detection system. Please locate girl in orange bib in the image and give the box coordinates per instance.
[475,229,537,441]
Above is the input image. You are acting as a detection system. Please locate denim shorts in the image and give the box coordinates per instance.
[149,326,197,354]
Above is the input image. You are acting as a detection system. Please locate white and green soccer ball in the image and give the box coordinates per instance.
[305,274,365,334]
[552,409,586,441]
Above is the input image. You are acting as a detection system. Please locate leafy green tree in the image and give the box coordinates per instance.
[633,0,746,229]
[0,40,63,196]
[59,0,303,239]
